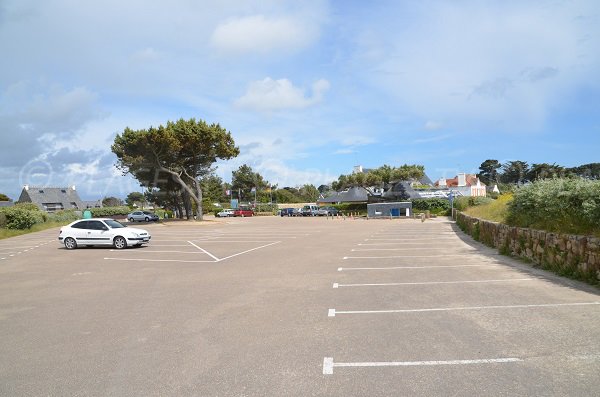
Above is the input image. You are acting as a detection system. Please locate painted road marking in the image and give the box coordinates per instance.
[323,357,522,374]
[332,278,535,288]
[337,264,501,271]
[351,248,476,252]
[104,257,218,263]
[104,241,281,263]
[188,241,220,261]
[328,302,600,317]
[109,249,209,254]
[343,254,486,259]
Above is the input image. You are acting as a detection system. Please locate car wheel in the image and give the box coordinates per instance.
[144,217,150,222]
[113,236,127,249]
[64,237,77,250]
[129,217,135,222]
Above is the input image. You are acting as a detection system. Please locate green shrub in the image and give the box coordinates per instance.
[412,198,450,215]
[14,202,41,211]
[90,206,131,217]
[47,210,81,223]
[3,207,37,229]
[507,178,600,236]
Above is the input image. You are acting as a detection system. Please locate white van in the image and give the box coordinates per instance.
[301,205,320,216]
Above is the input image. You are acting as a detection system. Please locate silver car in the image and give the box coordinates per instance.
[127,210,159,222]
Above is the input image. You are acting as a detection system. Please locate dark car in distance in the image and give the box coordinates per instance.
[280,208,295,216]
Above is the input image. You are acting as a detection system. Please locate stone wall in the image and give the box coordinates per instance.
[453,210,600,284]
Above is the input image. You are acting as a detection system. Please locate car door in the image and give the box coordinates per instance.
[86,220,113,246]
[69,220,91,243]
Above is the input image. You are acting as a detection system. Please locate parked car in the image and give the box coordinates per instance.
[316,206,339,216]
[280,208,295,217]
[216,209,235,217]
[127,210,159,222]
[58,218,151,250]
[301,205,320,216]
[232,207,254,217]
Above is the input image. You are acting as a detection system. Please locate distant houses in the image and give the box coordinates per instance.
[318,168,487,205]
[17,185,100,212]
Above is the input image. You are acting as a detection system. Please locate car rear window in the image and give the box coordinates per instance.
[71,221,89,229]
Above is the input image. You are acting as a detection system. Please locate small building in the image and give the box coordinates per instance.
[435,173,487,197]
[367,202,412,218]
[17,185,84,212]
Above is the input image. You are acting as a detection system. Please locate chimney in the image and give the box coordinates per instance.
[24,184,29,191]
[438,177,447,187]
[71,185,76,191]
[353,165,363,174]
[457,173,467,186]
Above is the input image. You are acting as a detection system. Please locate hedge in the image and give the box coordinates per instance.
[89,206,130,217]
[507,178,600,236]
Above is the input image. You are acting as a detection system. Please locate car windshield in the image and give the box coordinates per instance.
[104,219,126,229]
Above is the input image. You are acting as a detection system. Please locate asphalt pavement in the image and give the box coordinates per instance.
[1,216,599,396]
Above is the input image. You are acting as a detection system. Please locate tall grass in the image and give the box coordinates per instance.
[463,194,512,223]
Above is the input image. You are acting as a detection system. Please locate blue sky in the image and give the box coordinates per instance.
[1,0,599,200]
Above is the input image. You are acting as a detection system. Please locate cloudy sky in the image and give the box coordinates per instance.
[1,0,599,200]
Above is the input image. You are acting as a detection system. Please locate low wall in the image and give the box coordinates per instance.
[453,210,600,284]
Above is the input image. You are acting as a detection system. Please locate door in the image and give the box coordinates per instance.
[85,220,113,245]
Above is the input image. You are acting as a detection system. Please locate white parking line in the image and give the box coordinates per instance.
[337,264,501,271]
[365,238,458,241]
[103,257,218,263]
[323,357,522,374]
[328,302,600,317]
[343,254,481,259]
[216,241,281,262]
[358,242,456,246]
[109,249,208,254]
[332,278,535,288]
[351,248,476,252]
[188,241,220,261]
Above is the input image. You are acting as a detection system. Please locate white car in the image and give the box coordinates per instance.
[216,209,235,217]
[58,218,151,250]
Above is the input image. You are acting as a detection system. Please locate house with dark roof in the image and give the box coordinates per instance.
[17,185,85,212]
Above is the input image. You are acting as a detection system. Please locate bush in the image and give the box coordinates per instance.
[507,178,600,235]
[47,210,81,223]
[14,202,41,211]
[2,207,38,229]
[411,198,450,215]
[90,206,131,217]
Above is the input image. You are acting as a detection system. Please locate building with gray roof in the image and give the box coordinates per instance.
[17,185,85,212]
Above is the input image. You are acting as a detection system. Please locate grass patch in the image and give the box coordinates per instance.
[463,194,512,223]
[0,222,65,240]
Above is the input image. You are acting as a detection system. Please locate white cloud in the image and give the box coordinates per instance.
[210,14,318,55]
[333,148,356,155]
[234,77,330,111]
[424,121,443,131]
[348,1,599,133]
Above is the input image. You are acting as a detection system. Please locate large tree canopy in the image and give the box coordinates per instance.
[112,118,239,220]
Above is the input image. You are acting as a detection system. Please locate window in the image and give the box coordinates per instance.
[88,221,107,230]
[71,202,78,208]
[71,221,89,229]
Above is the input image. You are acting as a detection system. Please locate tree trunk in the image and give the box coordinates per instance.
[157,166,204,221]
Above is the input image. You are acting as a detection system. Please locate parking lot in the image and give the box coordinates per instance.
[1,216,599,396]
